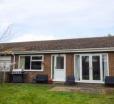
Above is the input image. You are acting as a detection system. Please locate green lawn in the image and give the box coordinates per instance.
[0,84,114,104]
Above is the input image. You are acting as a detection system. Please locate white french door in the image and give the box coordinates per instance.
[80,54,103,83]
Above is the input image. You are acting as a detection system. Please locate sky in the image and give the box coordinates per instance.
[0,0,114,42]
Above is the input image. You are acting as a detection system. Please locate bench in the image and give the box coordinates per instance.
[34,74,48,83]
[105,76,114,86]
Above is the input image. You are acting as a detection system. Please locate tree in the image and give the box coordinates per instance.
[0,24,14,42]
[0,24,15,84]
[107,33,112,37]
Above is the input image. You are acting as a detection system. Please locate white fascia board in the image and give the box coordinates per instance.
[9,47,114,54]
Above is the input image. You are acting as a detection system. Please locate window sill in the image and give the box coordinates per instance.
[0,70,10,72]
[24,69,44,72]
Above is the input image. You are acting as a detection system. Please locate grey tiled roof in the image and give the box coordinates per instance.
[0,36,114,52]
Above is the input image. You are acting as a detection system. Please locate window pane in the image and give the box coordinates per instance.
[19,56,25,69]
[56,56,64,69]
[32,56,42,60]
[52,56,54,79]
[31,61,42,70]
[102,54,108,80]
[25,56,30,69]
[82,56,89,80]
[75,55,80,81]
[92,56,100,80]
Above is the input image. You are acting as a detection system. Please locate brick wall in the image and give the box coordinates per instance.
[108,52,114,76]
[66,54,74,77]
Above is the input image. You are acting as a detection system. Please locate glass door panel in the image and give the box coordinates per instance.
[92,56,100,80]
[82,56,89,80]
[56,56,64,69]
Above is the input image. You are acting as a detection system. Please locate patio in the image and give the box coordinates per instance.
[50,84,114,94]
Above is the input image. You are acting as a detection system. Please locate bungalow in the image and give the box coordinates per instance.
[0,36,114,84]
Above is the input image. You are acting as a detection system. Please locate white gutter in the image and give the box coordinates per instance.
[4,47,114,54]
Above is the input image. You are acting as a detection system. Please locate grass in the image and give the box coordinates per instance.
[0,83,114,104]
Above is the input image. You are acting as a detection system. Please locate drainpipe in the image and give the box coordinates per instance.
[13,54,15,69]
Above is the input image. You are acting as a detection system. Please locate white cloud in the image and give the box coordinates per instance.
[10,33,55,42]
[1,0,113,25]
[0,0,114,42]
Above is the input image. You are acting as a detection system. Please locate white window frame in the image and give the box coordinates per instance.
[18,55,44,71]
[74,53,109,83]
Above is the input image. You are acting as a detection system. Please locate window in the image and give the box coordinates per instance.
[56,56,64,69]
[19,55,44,71]
[102,54,108,80]
[25,56,30,69]
[75,55,80,81]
